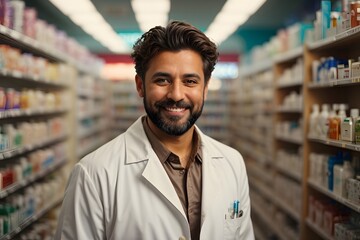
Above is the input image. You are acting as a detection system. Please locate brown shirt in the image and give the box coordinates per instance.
[142,117,203,240]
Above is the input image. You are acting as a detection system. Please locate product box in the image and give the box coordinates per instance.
[341,12,351,32]
[347,229,360,240]
[323,209,349,236]
[351,61,360,78]
[347,178,360,204]
[335,222,359,240]
[338,64,350,79]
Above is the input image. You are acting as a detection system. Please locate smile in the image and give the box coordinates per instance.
[165,107,186,112]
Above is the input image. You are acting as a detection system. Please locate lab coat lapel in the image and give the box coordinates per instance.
[198,130,224,227]
[125,117,187,220]
[142,154,187,219]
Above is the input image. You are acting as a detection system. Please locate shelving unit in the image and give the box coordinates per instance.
[197,79,233,144]
[112,80,144,135]
[232,22,360,240]
[273,49,304,238]
[0,24,73,238]
[302,25,360,239]
[76,71,113,160]
[229,60,285,238]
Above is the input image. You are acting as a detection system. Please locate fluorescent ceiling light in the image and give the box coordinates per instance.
[205,0,266,46]
[131,0,170,32]
[50,0,96,15]
[131,0,170,13]
[50,0,129,53]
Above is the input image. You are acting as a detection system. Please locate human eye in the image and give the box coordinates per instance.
[184,78,198,86]
[154,78,170,85]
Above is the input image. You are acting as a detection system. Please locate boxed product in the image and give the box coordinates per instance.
[347,178,360,204]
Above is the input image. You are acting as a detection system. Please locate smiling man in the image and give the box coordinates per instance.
[55,21,254,240]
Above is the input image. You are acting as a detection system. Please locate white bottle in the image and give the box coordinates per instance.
[319,104,330,139]
[338,104,348,140]
[342,158,355,198]
[309,104,319,138]
[333,164,344,196]
[341,108,359,142]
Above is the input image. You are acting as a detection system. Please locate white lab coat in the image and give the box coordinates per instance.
[55,117,254,240]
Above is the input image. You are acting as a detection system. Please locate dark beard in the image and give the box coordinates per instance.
[144,97,204,136]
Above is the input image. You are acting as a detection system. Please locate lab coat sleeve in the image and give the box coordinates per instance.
[55,163,105,240]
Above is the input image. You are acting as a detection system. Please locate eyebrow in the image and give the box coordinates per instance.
[151,72,201,80]
[151,72,171,79]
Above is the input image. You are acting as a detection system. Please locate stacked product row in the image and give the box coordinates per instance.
[0,1,112,238]
[234,1,360,239]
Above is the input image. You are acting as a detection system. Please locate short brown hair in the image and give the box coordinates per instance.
[131,21,218,82]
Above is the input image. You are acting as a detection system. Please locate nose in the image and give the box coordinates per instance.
[167,81,185,102]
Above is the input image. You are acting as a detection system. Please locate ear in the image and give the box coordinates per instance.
[135,75,144,97]
[204,81,209,100]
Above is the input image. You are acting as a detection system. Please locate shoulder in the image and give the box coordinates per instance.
[202,133,243,159]
[79,133,126,177]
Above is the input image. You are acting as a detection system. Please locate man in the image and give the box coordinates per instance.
[55,21,254,240]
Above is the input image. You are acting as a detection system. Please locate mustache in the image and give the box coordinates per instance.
[155,99,192,109]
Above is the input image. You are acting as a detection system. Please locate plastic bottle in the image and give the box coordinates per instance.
[319,104,330,139]
[309,104,320,138]
[328,104,339,140]
[341,108,359,142]
[338,103,347,140]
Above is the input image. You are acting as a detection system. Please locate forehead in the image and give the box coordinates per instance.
[146,50,204,76]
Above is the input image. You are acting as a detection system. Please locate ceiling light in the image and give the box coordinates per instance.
[205,0,267,46]
[50,0,129,53]
[131,0,170,32]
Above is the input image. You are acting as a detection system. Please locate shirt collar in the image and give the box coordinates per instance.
[142,116,203,164]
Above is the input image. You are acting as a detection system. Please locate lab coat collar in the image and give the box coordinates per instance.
[123,116,225,227]
[124,117,187,220]
[124,116,224,163]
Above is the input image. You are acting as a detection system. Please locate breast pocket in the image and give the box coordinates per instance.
[223,217,242,240]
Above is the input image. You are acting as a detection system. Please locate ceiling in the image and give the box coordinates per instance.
[25,0,321,55]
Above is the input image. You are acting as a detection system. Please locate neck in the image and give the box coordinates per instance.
[147,117,195,167]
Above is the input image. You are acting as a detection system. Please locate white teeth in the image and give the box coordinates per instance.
[166,107,185,112]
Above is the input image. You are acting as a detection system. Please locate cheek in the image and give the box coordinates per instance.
[146,87,168,100]
[190,89,205,102]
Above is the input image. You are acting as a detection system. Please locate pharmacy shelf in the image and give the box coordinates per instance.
[307,25,360,51]
[275,107,303,113]
[238,59,273,77]
[276,164,302,182]
[115,112,144,119]
[308,77,360,88]
[252,200,289,240]
[0,135,67,160]
[78,125,108,140]
[274,46,303,64]
[308,179,360,213]
[0,108,67,119]
[0,197,63,240]
[275,135,303,145]
[277,81,303,89]
[0,25,67,63]
[0,158,67,199]
[77,111,102,121]
[308,136,360,152]
[306,219,334,240]
[251,179,301,221]
[0,69,68,89]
